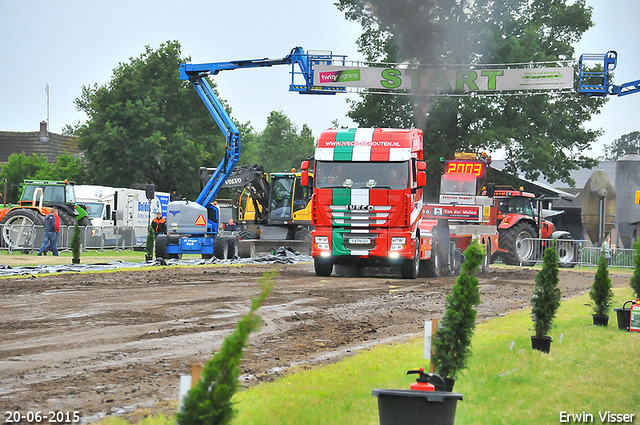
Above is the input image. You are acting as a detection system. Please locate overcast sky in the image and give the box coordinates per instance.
[0,0,637,159]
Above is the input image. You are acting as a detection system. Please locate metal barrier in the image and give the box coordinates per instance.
[517,238,637,268]
[0,224,150,252]
[579,246,636,268]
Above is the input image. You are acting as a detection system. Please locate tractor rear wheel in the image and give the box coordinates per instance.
[0,209,45,249]
[500,222,536,266]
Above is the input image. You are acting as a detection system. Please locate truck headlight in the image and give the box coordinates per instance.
[315,236,329,244]
[390,237,406,251]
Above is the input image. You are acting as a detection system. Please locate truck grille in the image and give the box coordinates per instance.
[329,205,392,227]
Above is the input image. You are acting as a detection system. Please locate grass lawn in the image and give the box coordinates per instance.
[228,287,639,425]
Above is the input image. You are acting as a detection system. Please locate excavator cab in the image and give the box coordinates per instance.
[267,173,313,225]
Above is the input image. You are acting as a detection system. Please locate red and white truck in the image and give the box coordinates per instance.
[301,127,429,278]
[300,130,504,278]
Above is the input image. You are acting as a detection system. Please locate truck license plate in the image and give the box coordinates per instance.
[348,238,371,244]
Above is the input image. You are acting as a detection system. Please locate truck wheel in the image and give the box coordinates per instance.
[226,234,239,259]
[314,257,333,277]
[500,222,536,266]
[0,209,45,249]
[401,240,419,279]
[77,216,91,227]
[155,234,168,259]
[557,237,577,268]
[213,235,228,260]
[420,240,441,278]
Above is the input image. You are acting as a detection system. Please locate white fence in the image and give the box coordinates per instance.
[516,238,636,268]
[0,224,151,252]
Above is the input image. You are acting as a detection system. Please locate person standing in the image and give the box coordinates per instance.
[152,211,167,234]
[38,206,60,256]
[602,236,611,265]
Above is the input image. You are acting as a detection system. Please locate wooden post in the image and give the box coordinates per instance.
[191,364,203,388]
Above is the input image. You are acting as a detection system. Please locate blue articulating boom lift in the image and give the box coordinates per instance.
[578,50,640,97]
[156,47,345,260]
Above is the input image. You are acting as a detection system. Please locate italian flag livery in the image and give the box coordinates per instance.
[311,128,426,277]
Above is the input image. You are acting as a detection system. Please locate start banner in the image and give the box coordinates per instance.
[314,65,573,93]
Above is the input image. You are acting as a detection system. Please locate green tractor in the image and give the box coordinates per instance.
[0,180,89,249]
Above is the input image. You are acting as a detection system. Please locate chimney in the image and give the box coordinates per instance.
[39,120,49,142]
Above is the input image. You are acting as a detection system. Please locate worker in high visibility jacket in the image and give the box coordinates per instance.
[152,212,167,234]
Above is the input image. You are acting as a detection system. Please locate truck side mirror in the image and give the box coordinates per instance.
[417,171,427,187]
[301,160,310,186]
[416,161,426,171]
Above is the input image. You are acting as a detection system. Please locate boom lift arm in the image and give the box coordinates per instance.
[578,50,640,97]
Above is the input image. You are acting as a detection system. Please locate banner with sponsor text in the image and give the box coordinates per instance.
[314,65,573,92]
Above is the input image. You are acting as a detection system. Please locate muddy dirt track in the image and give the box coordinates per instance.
[0,262,629,423]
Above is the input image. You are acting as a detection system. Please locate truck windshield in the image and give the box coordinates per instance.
[440,173,477,195]
[82,202,105,219]
[315,161,409,190]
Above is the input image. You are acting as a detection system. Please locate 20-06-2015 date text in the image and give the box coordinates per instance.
[4,411,80,423]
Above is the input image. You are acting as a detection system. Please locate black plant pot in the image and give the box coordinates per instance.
[372,389,463,425]
[615,302,633,331]
[444,377,455,392]
[592,314,609,326]
[72,258,81,264]
[531,336,552,353]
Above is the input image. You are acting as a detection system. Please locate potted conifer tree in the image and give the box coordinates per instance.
[433,240,484,391]
[145,224,155,261]
[531,246,561,353]
[71,221,81,264]
[590,251,614,326]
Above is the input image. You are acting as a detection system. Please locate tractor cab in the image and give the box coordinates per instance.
[19,180,77,207]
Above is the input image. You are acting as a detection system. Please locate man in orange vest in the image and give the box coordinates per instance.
[152,212,167,234]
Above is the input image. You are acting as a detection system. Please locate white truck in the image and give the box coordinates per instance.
[74,185,170,248]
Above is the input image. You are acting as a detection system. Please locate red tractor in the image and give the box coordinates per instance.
[491,186,575,266]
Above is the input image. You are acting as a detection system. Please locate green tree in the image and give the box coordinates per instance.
[602,131,640,160]
[0,153,87,203]
[433,240,483,380]
[337,0,604,199]
[531,247,561,338]
[243,110,315,173]
[0,153,52,202]
[590,252,613,317]
[68,41,238,200]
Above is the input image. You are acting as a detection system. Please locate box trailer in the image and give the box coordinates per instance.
[75,185,170,248]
